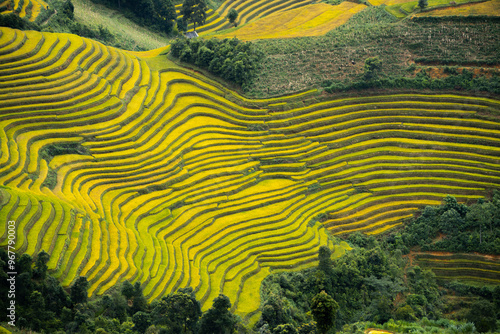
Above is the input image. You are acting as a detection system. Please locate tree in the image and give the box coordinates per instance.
[311,291,339,334]
[135,0,155,21]
[227,8,238,26]
[177,17,188,32]
[43,275,71,315]
[199,294,238,334]
[63,0,74,20]
[196,45,214,67]
[132,311,151,333]
[493,285,500,308]
[171,38,188,58]
[297,322,317,334]
[101,292,128,322]
[152,289,201,333]
[273,324,298,334]
[121,280,135,300]
[395,304,417,321]
[181,0,207,31]
[70,276,89,304]
[18,253,33,276]
[17,272,34,306]
[363,57,381,81]
[318,246,332,274]
[418,0,428,10]
[153,0,176,33]
[131,282,148,315]
[466,300,497,333]
[467,202,492,244]
[27,291,46,331]
[34,250,50,280]
[261,292,285,328]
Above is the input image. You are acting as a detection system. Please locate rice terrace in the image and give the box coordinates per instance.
[0,0,499,332]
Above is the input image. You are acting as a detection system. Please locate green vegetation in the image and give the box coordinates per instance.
[311,291,339,334]
[255,195,500,333]
[418,0,429,9]
[88,0,177,34]
[227,8,237,26]
[249,7,499,97]
[0,12,39,30]
[170,36,263,87]
[325,68,500,95]
[39,143,90,163]
[0,250,242,333]
[403,192,500,254]
[181,0,208,31]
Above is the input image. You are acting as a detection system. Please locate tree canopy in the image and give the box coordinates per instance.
[199,294,238,334]
[181,0,207,31]
[311,291,339,334]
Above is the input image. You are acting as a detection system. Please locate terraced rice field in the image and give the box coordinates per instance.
[385,0,492,17]
[415,0,500,16]
[215,2,367,41]
[369,0,414,6]
[0,0,50,22]
[176,0,315,35]
[416,252,500,284]
[0,26,499,321]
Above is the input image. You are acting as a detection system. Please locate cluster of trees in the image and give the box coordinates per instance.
[170,37,263,87]
[87,0,210,35]
[0,250,240,333]
[256,193,500,333]
[0,0,216,38]
[257,240,416,333]
[401,192,500,254]
[89,0,177,34]
[0,12,40,30]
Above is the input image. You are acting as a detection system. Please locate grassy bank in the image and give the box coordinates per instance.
[246,7,499,97]
[71,0,171,50]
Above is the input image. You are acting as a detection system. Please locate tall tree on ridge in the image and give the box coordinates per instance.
[181,0,207,31]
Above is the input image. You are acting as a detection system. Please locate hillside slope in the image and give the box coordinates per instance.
[0,27,499,322]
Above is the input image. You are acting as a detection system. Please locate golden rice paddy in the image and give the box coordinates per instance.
[0,26,499,323]
[216,3,367,41]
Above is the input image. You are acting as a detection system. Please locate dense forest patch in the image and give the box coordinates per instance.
[255,194,500,333]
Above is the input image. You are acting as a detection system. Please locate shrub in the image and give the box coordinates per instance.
[227,8,238,25]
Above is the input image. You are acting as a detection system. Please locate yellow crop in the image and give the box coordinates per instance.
[332,215,412,235]
[29,0,50,22]
[366,330,394,334]
[217,3,367,41]
[416,0,500,16]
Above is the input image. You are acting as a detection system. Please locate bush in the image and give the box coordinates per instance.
[0,13,40,30]
[227,8,238,25]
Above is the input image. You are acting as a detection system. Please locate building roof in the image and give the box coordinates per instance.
[185,31,199,39]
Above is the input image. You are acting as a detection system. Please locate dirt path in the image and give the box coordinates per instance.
[40,8,57,26]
